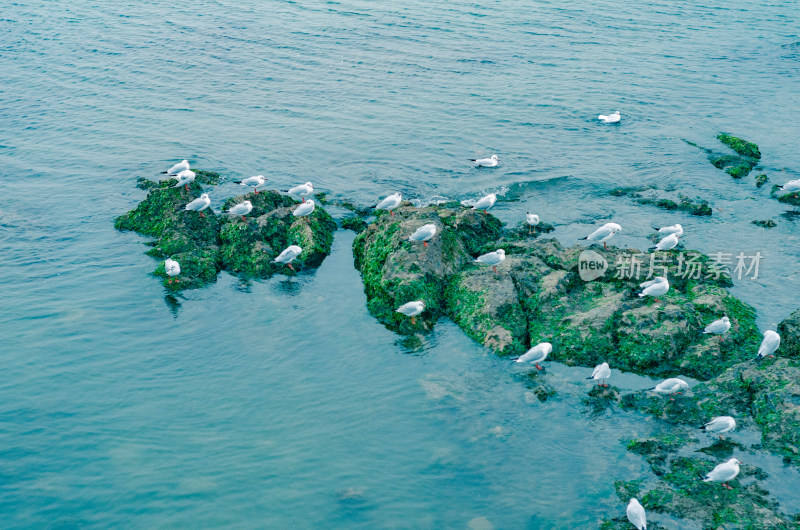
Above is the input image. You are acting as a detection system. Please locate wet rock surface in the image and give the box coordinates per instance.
[609,185,713,216]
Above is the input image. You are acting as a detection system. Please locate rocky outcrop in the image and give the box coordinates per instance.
[610,186,713,216]
[115,173,335,290]
[685,134,761,180]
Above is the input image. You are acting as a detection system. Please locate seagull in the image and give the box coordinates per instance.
[653,223,683,237]
[273,245,302,271]
[183,193,211,217]
[376,192,402,216]
[700,416,736,440]
[652,377,689,399]
[526,212,540,234]
[579,222,621,249]
[626,498,647,530]
[587,362,611,386]
[638,276,669,301]
[286,182,313,202]
[757,330,780,359]
[225,200,253,221]
[293,200,315,218]
[650,233,680,252]
[472,193,497,213]
[409,224,437,247]
[397,300,424,324]
[475,249,505,274]
[164,159,189,175]
[470,155,499,167]
[704,316,731,335]
[172,169,196,191]
[165,258,181,284]
[515,342,552,370]
[703,458,741,489]
[598,110,621,123]
[779,179,800,195]
[236,175,267,194]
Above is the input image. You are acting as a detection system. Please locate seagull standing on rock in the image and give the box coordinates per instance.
[700,416,736,440]
[408,224,437,247]
[515,342,552,370]
[376,192,402,216]
[779,179,800,195]
[598,110,621,123]
[470,154,499,167]
[650,232,680,252]
[396,300,425,324]
[293,200,315,218]
[653,223,683,237]
[638,276,669,301]
[225,200,253,221]
[173,169,196,191]
[652,377,689,399]
[526,212,540,234]
[165,258,181,284]
[472,193,497,213]
[236,175,267,194]
[286,182,313,202]
[475,249,505,274]
[703,458,741,489]
[704,316,731,335]
[626,498,647,530]
[588,362,611,386]
[273,245,302,271]
[757,330,780,359]
[579,222,621,249]
[164,159,189,175]
[184,193,211,217]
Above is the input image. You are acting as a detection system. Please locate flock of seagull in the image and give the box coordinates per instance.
[159,147,788,528]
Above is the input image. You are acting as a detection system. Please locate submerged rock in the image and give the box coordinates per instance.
[771,184,800,207]
[686,134,761,180]
[716,133,761,160]
[751,219,777,229]
[609,186,712,216]
[116,175,335,290]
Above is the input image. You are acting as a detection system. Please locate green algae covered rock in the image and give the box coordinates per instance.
[771,184,800,207]
[116,176,336,290]
[716,133,761,160]
[686,134,761,180]
[609,186,712,216]
[777,308,800,359]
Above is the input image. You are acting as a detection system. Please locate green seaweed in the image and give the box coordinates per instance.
[716,133,761,160]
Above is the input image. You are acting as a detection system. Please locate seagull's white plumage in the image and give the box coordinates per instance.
[273,245,302,265]
[165,258,181,277]
[515,342,552,368]
[581,222,622,243]
[376,192,402,212]
[239,175,266,190]
[757,330,780,358]
[166,159,189,175]
[287,182,313,198]
[293,200,315,217]
[638,276,669,298]
[702,416,736,435]
[651,233,680,251]
[653,377,689,394]
[184,193,211,213]
[703,458,741,484]
[409,224,437,243]
[475,249,505,267]
[526,212,540,227]
[172,169,196,188]
[704,316,731,335]
[396,300,425,317]
[589,362,611,382]
[654,224,683,237]
[779,179,800,193]
[472,193,497,211]
[626,498,647,530]
[470,155,499,167]
[226,200,253,217]
[598,110,621,123]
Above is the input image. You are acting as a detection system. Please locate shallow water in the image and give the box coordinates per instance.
[2,0,799,526]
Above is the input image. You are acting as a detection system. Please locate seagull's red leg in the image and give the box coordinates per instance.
[302,197,305,203]
[483,209,487,214]
[604,242,607,250]
[411,317,417,324]
[423,241,428,247]
[288,264,295,271]
[185,185,189,191]
[536,364,542,371]
[254,188,259,194]
[492,266,498,274]
[390,211,394,216]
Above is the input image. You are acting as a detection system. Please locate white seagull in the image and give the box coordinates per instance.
[526,212,540,234]
[409,223,437,247]
[226,200,253,221]
[703,458,741,489]
[237,175,267,194]
[293,200,315,218]
[779,179,800,194]
[700,416,736,439]
[650,233,680,252]
[475,249,505,274]
[472,193,497,213]
[470,154,499,167]
[184,193,211,217]
[396,300,425,324]
[165,258,181,284]
[626,498,647,530]
[376,192,402,215]
[638,276,669,301]
[515,342,552,370]
[704,316,731,335]
[652,377,689,399]
[165,159,189,175]
[579,222,621,249]
[598,110,621,123]
[273,245,302,271]
[173,169,196,191]
[588,362,611,387]
[286,182,313,202]
[653,223,683,237]
[757,330,780,359]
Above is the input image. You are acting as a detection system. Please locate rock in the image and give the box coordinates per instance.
[751,219,777,229]
[116,177,335,290]
[771,184,800,207]
[716,133,761,160]
[609,186,712,216]
[777,308,800,359]
[341,216,368,233]
[709,153,758,178]
[755,173,769,188]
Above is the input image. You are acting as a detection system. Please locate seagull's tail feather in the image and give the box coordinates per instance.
[233,180,244,184]
[468,159,477,162]
[160,170,168,174]
[586,376,594,380]
[652,226,661,232]
[638,292,645,298]
[648,245,657,251]
[578,236,588,240]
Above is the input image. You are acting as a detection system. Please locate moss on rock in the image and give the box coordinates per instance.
[771,184,800,207]
[716,133,761,160]
[755,173,769,188]
[610,186,712,216]
[751,219,777,228]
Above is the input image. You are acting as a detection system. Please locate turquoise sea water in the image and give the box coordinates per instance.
[2,0,799,527]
